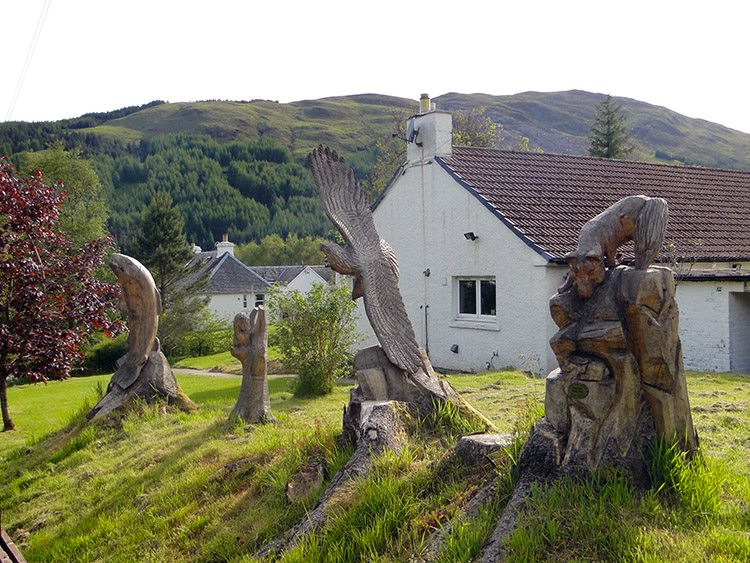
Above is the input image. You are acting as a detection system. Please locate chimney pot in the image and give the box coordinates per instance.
[419,93,431,114]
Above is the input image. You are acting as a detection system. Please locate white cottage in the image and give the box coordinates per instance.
[361,98,750,375]
[186,236,333,322]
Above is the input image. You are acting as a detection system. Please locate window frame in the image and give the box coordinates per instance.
[452,276,499,330]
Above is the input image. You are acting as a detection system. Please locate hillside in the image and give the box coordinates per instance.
[434,90,750,170]
[2,91,750,248]
[78,91,750,171]
[1,370,748,561]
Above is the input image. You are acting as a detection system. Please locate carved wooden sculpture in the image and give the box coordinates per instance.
[477,196,698,562]
[229,306,276,424]
[89,254,196,419]
[256,147,496,560]
[308,145,451,404]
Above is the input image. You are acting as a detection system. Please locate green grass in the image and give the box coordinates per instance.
[173,351,240,371]
[1,370,748,562]
[173,345,284,374]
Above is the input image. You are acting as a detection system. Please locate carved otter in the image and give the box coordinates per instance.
[561,195,668,298]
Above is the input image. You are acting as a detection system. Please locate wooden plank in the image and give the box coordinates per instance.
[0,529,26,563]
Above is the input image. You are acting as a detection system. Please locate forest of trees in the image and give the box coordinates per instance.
[94,134,330,249]
[0,102,509,253]
[1,122,332,250]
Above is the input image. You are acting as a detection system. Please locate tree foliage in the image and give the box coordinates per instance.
[131,192,218,358]
[452,106,503,147]
[236,233,328,266]
[268,282,359,396]
[21,142,109,246]
[97,135,329,250]
[133,192,194,300]
[0,158,120,430]
[588,95,635,159]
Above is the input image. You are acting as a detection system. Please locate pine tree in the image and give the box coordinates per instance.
[133,192,216,358]
[588,95,635,159]
[134,192,194,300]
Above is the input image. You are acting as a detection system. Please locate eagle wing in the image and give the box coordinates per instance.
[308,146,422,374]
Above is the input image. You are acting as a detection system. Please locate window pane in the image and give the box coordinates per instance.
[480,280,496,316]
[459,280,477,314]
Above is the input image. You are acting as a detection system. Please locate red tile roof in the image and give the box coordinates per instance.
[437,148,750,262]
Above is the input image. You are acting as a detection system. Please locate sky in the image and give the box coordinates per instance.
[3,0,750,134]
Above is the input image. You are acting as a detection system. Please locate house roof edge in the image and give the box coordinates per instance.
[434,156,556,262]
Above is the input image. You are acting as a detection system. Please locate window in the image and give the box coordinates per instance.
[255,293,265,307]
[242,294,248,308]
[457,278,496,317]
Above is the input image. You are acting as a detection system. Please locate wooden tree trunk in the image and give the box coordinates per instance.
[88,344,196,420]
[229,306,276,424]
[1,372,14,431]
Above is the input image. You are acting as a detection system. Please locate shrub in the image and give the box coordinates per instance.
[80,332,128,375]
[268,282,359,396]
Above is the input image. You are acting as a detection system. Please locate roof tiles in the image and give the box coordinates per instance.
[438,148,750,262]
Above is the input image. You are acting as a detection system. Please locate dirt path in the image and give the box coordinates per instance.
[173,367,355,385]
[173,367,299,379]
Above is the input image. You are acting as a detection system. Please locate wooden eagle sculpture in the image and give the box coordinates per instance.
[308,145,423,375]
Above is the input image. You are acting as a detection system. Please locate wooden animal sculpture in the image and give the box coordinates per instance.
[308,145,422,375]
[562,195,667,298]
[229,306,276,424]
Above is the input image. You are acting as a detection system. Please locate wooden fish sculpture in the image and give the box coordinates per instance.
[108,253,161,389]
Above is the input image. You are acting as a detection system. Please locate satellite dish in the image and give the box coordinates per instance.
[407,121,421,145]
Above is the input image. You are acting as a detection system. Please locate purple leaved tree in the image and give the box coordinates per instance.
[0,157,120,431]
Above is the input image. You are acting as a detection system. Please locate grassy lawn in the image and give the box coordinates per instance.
[1,369,748,562]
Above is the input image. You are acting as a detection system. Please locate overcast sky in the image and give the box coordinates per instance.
[3,0,750,134]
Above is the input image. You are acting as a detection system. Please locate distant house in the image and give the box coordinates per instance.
[186,235,333,321]
[359,98,750,375]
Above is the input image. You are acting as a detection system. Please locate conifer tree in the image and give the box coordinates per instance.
[588,95,635,159]
[134,192,194,300]
[133,192,216,357]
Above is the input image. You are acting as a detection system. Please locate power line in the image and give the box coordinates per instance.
[5,0,53,122]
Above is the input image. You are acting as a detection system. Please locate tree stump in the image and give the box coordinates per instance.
[477,197,699,561]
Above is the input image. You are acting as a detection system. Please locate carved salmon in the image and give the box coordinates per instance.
[109,253,161,389]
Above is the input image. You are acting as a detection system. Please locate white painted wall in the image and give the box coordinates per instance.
[208,292,266,323]
[674,281,744,373]
[286,267,326,294]
[729,291,750,374]
[372,157,558,375]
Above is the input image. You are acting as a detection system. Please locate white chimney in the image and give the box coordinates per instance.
[407,93,452,163]
[215,234,235,258]
[192,242,202,254]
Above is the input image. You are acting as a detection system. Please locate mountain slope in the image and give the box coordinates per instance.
[435,90,750,169]
[80,90,750,171]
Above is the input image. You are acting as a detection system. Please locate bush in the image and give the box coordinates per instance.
[268,282,359,396]
[80,333,128,375]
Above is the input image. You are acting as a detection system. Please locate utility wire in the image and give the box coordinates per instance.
[5,0,53,122]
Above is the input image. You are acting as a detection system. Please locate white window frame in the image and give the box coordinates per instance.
[451,276,499,331]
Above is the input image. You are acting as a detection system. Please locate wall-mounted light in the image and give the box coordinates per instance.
[464,232,478,241]
[450,344,459,353]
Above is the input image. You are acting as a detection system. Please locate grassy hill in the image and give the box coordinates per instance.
[435,90,750,169]
[1,370,748,562]
[79,94,415,164]
[75,91,750,171]
[2,90,750,249]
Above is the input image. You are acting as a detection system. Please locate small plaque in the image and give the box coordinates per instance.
[568,382,589,399]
